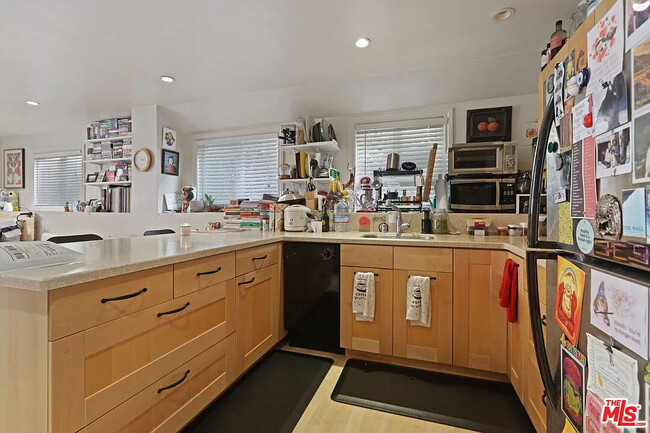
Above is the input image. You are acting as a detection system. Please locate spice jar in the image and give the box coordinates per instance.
[431,209,448,234]
[508,224,522,236]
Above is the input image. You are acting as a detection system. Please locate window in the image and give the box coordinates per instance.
[34,151,83,207]
[355,118,448,189]
[196,133,278,204]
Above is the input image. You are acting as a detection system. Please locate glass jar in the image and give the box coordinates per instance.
[431,209,448,234]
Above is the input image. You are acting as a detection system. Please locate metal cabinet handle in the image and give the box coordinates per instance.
[197,267,221,277]
[157,302,190,318]
[541,315,547,327]
[252,255,267,261]
[541,390,548,407]
[101,287,147,304]
[238,277,256,286]
[157,369,190,394]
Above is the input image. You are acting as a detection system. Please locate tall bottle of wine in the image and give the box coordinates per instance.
[550,20,567,60]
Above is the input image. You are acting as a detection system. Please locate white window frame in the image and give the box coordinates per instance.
[194,126,280,204]
[33,149,83,211]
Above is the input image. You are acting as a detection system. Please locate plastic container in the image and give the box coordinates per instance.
[519,222,529,237]
[334,199,350,232]
[508,224,522,236]
[180,223,191,236]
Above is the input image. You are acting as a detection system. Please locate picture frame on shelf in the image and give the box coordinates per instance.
[97,172,106,182]
[161,149,179,176]
[86,173,98,183]
[3,148,25,189]
[466,106,513,143]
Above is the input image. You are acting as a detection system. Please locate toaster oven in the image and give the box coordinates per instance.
[448,142,518,176]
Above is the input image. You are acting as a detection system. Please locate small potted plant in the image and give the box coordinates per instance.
[204,194,217,212]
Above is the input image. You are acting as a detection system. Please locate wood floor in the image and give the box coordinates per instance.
[282,345,473,433]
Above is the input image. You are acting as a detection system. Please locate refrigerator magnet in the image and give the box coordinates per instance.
[555,256,586,346]
[576,219,595,254]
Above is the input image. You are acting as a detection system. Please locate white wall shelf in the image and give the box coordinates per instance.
[278,178,330,183]
[85,158,132,164]
[279,140,340,154]
[84,181,132,187]
[85,135,132,143]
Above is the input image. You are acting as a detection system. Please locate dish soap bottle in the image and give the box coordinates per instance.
[334,199,350,232]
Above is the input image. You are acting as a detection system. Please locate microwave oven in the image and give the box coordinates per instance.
[449,176,516,212]
[448,142,518,176]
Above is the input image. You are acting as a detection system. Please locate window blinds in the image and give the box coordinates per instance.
[34,151,83,207]
[196,133,278,204]
[355,119,448,183]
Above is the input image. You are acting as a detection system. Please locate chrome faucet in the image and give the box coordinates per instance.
[386,200,410,236]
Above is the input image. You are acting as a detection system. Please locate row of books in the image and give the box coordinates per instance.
[101,186,131,212]
[87,139,133,160]
[224,201,274,230]
[224,205,241,230]
[87,118,132,140]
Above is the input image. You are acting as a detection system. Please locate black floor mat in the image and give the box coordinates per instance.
[183,350,332,433]
[331,359,535,433]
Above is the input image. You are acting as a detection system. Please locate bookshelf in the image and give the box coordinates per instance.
[277,135,340,194]
[83,117,133,213]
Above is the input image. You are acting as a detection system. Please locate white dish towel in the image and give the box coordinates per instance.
[352,272,375,322]
[406,275,431,327]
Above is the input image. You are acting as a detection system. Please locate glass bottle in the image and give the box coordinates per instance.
[550,20,567,59]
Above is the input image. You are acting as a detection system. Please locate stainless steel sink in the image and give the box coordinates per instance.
[361,233,435,240]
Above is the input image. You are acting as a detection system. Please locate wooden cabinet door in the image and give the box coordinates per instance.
[340,267,393,355]
[525,288,547,433]
[453,249,508,373]
[393,270,452,364]
[507,253,526,400]
[235,265,279,375]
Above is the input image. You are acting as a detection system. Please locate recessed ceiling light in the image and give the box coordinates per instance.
[26,100,40,106]
[491,7,515,21]
[355,38,371,48]
[632,0,650,12]
[160,75,175,83]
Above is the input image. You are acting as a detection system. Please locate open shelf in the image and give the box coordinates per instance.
[85,158,132,164]
[84,181,132,187]
[278,178,331,183]
[279,140,340,154]
[85,135,133,143]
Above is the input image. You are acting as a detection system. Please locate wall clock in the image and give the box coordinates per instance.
[133,148,152,172]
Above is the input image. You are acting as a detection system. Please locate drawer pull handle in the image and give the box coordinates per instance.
[541,390,548,407]
[541,315,547,327]
[157,369,190,394]
[157,302,190,317]
[252,255,268,261]
[101,287,147,304]
[197,267,222,277]
[238,277,256,286]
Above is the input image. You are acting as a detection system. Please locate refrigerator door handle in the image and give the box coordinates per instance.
[528,99,560,250]
[526,249,561,410]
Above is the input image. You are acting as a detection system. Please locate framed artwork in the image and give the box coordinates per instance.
[466,106,512,143]
[161,149,179,176]
[3,148,25,188]
[162,127,177,149]
[86,173,98,183]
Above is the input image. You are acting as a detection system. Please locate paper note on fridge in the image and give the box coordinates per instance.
[572,96,593,143]
[0,242,84,273]
[586,0,624,95]
[586,333,640,404]
[590,269,648,358]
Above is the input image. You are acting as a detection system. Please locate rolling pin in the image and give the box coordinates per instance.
[422,144,438,201]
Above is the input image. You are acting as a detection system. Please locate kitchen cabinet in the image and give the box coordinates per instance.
[173,252,235,297]
[341,244,393,269]
[507,253,526,400]
[235,264,280,375]
[393,270,453,364]
[453,249,508,373]
[340,266,393,355]
[235,243,278,276]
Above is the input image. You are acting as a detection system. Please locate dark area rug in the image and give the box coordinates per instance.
[183,350,332,433]
[331,358,535,433]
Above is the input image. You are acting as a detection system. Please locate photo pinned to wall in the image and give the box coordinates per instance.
[587,0,625,95]
[561,338,586,433]
[595,123,632,178]
[633,109,650,183]
[3,148,24,189]
[626,0,650,50]
[590,269,648,358]
[591,72,629,137]
[632,35,650,113]
[161,149,179,176]
[622,187,647,237]
[555,256,586,346]
[162,127,177,149]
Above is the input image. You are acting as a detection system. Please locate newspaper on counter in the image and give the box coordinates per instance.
[0,241,84,272]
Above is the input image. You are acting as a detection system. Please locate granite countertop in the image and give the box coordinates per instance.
[0,231,532,291]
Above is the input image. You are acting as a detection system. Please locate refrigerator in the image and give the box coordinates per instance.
[527,99,650,432]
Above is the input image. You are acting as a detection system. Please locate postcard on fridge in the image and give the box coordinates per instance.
[590,269,649,358]
[587,333,640,404]
[587,0,625,95]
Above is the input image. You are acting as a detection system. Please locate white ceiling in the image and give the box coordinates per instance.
[0,0,576,136]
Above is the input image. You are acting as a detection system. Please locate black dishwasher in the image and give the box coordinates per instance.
[283,242,343,354]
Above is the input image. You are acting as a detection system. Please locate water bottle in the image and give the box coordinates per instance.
[334,199,350,232]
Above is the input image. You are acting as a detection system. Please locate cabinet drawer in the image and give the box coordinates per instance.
[174,252,235,297]
[85,334,235,433]
[49,266,174,340]
[394,247,452,272]
[49,281,236,430]
[235,244,278,276]
[341,244,393,269]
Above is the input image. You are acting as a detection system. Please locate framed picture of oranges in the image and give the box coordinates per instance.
[466,106,512,143]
